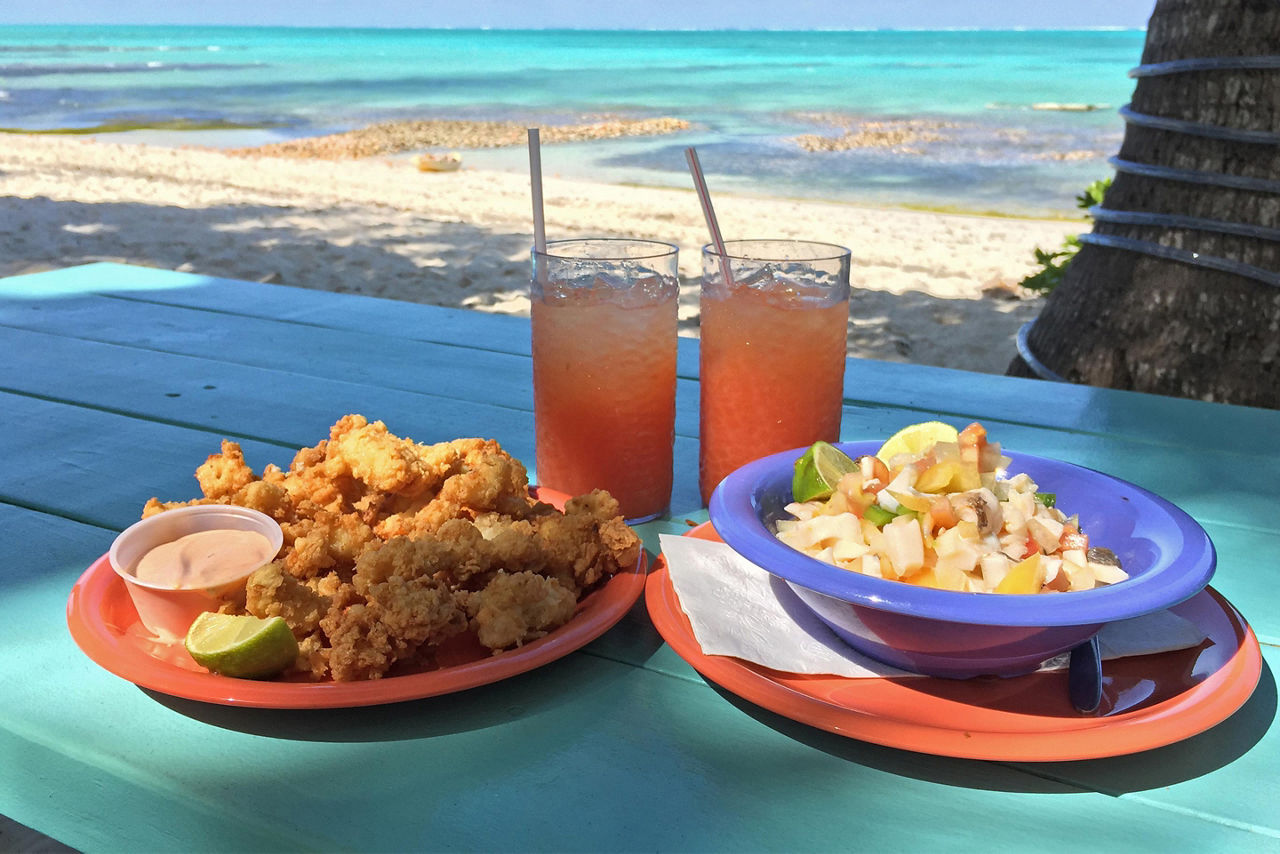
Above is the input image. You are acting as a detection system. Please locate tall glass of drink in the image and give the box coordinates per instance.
[532,238,679,523]
[698,239,851,505]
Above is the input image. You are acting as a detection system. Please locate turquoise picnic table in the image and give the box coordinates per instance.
[1,262,1277,853]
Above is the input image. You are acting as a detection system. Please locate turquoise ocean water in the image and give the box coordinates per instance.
[0,26,1146,215]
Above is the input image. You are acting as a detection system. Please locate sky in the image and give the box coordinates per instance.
[0,0,1158,30]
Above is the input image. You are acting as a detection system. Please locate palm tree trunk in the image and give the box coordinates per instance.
[1008,0,1280,408]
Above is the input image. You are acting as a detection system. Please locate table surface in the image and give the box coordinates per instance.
[2,262,1277,853]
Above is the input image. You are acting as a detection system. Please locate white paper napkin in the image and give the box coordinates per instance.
[659,534,1207,679]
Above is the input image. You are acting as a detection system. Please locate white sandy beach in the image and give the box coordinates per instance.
[0,134,1081,374]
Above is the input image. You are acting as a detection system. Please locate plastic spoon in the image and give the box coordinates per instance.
[1068,634,1103,714]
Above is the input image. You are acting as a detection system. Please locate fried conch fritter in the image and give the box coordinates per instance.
[144,415,643,681]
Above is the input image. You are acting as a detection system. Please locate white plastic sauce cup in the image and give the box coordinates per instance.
[108,505,284,641]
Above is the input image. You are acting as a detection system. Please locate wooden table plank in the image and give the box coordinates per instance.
[0,261,703,372]
[0,309,703,438]
[7,263,1275,454]
[0,322,544,446]
[1,295,544,412]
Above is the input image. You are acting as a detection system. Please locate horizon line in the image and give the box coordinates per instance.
[0,22,1149,33]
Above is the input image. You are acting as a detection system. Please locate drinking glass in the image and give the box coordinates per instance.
[698,239,851,505]
[531,238,679,523]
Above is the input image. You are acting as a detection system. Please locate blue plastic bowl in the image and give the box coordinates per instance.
[708,441,1216,678]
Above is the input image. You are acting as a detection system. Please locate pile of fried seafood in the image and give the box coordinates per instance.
[144,415,643,682]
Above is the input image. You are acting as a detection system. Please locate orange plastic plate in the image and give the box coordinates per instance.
[645,524,1261,761]
[67,489,647,708]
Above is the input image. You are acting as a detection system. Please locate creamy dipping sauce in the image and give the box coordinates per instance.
[133,529,276,589]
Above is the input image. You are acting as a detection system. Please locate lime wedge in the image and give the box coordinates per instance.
[792,441,859,503]
[875,421,959,464]
[184,613,298,680]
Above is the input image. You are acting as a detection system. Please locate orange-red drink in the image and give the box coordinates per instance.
[532,239,679,522]
[699,240,851,504]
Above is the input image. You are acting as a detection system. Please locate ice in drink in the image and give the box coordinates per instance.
[699,245,850,505]
[533,260,678,523]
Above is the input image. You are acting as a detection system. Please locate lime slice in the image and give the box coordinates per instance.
[875,421,959,464]
[792,441,859,503]
[184,613,299,680]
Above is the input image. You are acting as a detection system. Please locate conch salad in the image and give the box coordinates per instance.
[776,423,1129,594]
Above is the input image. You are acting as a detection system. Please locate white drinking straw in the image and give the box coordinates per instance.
[684,146,734,287]
[528,127,547,256]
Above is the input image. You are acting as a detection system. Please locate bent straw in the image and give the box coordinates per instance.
[528,128,547,283]
[684,146,734,288]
